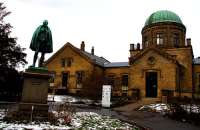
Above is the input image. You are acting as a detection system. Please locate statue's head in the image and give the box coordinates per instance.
[43,20,48,26]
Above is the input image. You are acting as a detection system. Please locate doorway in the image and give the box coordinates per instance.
[62,72,68,88]
[146,72,157,97]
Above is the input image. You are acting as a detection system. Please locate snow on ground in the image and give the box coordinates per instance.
[0,110,138,130]
[181,104,200,113]
[48,95,79,103]
[0,110,6,120]
[138,103,200,114]
[138,103,170,113]
[0,121,72,130]
[48,95,99,105]
[72,112,136,129]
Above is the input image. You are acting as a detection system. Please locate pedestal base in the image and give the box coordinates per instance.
[19,68,50,121]
[21,71,50,103]
[19,103,49,121]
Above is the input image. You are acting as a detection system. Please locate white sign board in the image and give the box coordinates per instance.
[102,85,111,107]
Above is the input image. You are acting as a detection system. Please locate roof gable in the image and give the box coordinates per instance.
[44,42,109,67]
[129,46,178,65]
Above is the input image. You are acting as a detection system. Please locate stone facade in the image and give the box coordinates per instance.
[45,42,105,94]
[129,48,178,98]
[193,64,200,95]
[45,10,200,99]
[104,67,129,96]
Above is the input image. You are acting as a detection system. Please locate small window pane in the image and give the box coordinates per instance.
[76,71,84,84]
[122,74,128,86]
[67,58,72,67]
[61,58,65,67]
[61,58,73,67]
[173,33,180,47]
[144,36,149,47]
[156,34,164,45]
[107,75,115,86]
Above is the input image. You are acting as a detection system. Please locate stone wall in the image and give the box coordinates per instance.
[46,45,95,94]
[129,50,177,98]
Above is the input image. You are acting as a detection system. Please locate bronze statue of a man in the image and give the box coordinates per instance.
[30,20,53,67]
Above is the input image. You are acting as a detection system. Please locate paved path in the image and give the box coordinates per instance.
[112,101,200,130]
[120,111,200,130]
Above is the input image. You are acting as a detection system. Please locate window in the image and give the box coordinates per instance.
[107,75,115,89]
[198,75,200,89]
[173,33,180,47]
[49,72,56,83]
[121,74,128,91]
[61,58,73,67]
[61,58,65,67]
[62,72,69,87]
[122,74,128,86]
[76,71,84,84]
[67,58,72,67]
[144,36,149,47]
[156,33,164,45]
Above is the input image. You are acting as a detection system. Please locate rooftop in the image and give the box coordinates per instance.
[144,10,184,27]
[104,62,129,68]
[193,57,200,65]
[81,51,109,67]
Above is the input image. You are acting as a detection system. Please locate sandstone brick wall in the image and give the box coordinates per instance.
[164,47,193,93]
[129,50,177,98]
[193,64,200,94]
[104,67,129,96]
[46,45,95,94]
[141,23,186,48]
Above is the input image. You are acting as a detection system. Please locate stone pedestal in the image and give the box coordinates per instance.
[19,67,50,120]
[21,72,49,103]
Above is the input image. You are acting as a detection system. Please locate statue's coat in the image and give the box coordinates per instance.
[30,22,53,53]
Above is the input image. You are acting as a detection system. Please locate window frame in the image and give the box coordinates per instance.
[143,36,149,47]
[121,74,128,91]
[107,74,116,88]
[76,71,84,84]
[172,33,180,47]
[156,33,164,45]
[60,57,73,67]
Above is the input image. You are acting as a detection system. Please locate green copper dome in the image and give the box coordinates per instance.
[144,10,183,26]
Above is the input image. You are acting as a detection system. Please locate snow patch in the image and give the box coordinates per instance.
[139,103,170,113]
[0,111,137,129]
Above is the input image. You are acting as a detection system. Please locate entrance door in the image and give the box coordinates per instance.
[146,72,157,97]
[62,72,68,88]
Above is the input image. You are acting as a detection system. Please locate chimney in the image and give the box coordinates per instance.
[186,38,191,46]
[81,41,85,51]
[137,43,140,50]
[80,41,85,51]
[130,44,135,51]
[91,46,94,55]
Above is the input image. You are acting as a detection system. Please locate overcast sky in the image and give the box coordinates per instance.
[3,0,200,69]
